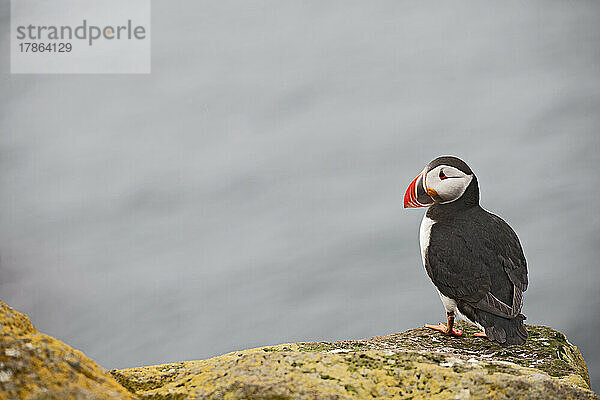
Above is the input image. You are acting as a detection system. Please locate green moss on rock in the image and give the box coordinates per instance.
[296,322,591,387]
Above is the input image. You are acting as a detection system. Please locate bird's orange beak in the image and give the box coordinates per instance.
[404,169,434,208]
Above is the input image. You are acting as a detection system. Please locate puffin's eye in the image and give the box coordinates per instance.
[439,170,447,180]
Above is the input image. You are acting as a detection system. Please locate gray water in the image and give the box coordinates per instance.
[1,0,600,390]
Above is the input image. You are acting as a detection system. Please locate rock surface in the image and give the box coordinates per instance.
[1,300,596,399]
[0,301,135,400]
[112,322,597,399]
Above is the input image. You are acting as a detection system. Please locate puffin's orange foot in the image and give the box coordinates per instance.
[473,331,487,338]
[425,323,463,337]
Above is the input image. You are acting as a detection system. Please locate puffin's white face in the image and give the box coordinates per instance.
[404,156,476,208]
[424,165,473,204]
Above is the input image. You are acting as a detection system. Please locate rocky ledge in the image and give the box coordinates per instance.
[0,301,596,400]
[112,323,596,399]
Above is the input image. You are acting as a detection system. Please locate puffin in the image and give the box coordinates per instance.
[404,156,528,345]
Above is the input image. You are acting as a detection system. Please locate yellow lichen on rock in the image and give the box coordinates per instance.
[113,348,597,399]
[113,323,598,400]
[0,301,135,400]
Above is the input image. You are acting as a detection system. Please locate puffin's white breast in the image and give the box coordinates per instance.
[419,214,458,314]
[419,215,435,266]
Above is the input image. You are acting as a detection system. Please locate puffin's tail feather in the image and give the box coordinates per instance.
[460,304,528,345]
[484,313,527,345]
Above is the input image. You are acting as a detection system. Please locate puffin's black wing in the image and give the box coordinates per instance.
[489,213,528,292]
[480,212,528,318]
[426,210,528,319]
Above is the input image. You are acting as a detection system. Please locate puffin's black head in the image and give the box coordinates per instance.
[404,156,478,208]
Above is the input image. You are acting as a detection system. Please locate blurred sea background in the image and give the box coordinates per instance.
[1,1,599,389]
